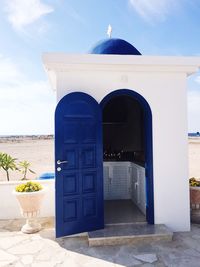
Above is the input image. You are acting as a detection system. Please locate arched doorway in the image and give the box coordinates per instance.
[55,90,154,237]
[100,89,154,224]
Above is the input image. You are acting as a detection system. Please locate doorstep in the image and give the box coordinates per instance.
[88,224,173,246]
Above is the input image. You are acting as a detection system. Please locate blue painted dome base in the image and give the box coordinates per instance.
[90,38,141,55]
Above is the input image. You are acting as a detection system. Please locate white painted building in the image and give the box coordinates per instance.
[43,38,200,237]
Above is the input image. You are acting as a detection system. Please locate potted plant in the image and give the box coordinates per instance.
[13,181,46,233]
[189,177,200,223]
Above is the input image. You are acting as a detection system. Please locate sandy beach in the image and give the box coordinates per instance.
[0,137,54,181]
[188,137,200,178]
[0,136,199,181]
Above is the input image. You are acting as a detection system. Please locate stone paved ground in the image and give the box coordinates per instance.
[1,219,200,267]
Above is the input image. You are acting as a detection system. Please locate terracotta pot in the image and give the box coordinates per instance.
[190,186,200,223]
[13,188,46,233]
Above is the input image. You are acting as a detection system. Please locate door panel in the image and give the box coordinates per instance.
[55,92,104,237]
[81,146,96,168]
[82,171,96,193]
[63,172,79,196]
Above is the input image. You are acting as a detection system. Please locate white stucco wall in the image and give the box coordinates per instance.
[43,54,200,231]
[0,180,55,219]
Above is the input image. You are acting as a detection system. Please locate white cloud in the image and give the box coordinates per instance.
[129,0,178,22]
[0,55,56,135]
[188,90,200,132]
[4,0,54,31]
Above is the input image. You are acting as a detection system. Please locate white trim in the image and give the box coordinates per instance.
[42,54,200,74]
[42,54,200,91]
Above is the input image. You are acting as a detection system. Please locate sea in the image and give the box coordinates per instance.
[188,132,200,137]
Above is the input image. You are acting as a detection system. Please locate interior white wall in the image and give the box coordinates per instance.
[42,54,200,232]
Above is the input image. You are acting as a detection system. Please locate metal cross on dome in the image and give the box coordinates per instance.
[107,24,112,38]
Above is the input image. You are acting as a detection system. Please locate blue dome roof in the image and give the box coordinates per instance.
[90,38,141,55]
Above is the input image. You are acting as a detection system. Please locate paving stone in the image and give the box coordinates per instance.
[31,235,42,240]
[39,229,55,241]
[192,234,200,239]
[134,254,157,263]
[114,256,141,266]
[82,258,116,267]
[62,237,88,250]
[0,262,14,267]
[165,257,200,267]
[32,262,56,267]
[43,238,61,248]
[21,255,33,264]
[66,251,97,267]
[35,247,54,261]
[113,246,141,266]
[15,262,24,267]
[139,264,154,267]
[183,248,200,257]
[65,248,119,267]
[159,249,200,267]
[52,250,67,263]
[182,237,200,252]
[35,246,66,262]
[140,263,165,267]
[86,245,120,262]
[7,240,44,255]
[0,235,29,250]
[59,258,84,267]
[0,249,18,265]
[2,219,200,267]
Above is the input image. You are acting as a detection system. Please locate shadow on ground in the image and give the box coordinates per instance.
[1,218,200,267]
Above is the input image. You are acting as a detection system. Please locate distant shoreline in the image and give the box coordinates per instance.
[0,134,199,142]
[0,135,53,143]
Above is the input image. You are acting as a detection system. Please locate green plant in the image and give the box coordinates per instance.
[0,152,18,181]
[15,181,43,192]
[189,177,200,187]
[18,160,35,180]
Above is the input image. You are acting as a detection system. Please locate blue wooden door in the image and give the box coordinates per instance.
[55,92,104,237]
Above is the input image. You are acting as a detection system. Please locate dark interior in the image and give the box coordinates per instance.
[103,95,145,164]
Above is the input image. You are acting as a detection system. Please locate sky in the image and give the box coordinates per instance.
[0,0,200,134]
